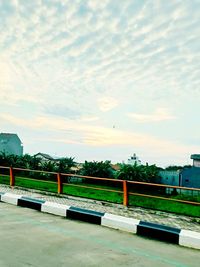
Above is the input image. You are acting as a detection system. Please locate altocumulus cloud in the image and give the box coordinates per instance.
[0,0,199,166]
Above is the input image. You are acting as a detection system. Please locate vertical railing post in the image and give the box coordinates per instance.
[10,167,15,187]
[57,173,62,194]
[123,180,128,206]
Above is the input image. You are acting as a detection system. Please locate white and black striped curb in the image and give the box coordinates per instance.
[0,192,199,250]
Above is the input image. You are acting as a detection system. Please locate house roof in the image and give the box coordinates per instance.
[0,133,22,143]
[191,154,200,160]
[34,152,56,160]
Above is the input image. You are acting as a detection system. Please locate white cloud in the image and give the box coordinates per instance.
[128,108,176,123]
[0,112,195,157]
[98,97,118,112]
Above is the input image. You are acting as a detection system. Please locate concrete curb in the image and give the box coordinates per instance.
[0,192,199,250]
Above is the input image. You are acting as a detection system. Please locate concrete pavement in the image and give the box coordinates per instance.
[0,202,200,267]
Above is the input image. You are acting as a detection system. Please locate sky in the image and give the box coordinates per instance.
[0,0,199,167]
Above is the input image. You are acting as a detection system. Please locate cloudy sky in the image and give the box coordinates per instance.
[0,0,199,167]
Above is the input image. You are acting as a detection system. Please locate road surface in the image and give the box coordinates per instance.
[0,202,199,267]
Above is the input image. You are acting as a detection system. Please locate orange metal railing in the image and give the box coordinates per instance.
[0,165,200,207]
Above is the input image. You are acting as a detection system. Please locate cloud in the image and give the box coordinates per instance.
[0,0,199,165]
[98,97,118,112]
[127,108,176,123]
[0,112,191,154]
[43,105,81,119]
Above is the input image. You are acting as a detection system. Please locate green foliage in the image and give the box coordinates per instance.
[56,157,76,173]
[0,152,76,175]
[40,161,57,172]
[116,163,160,183]
[81,160,114,178]
[164,165,192,171]
[0,152,42,169]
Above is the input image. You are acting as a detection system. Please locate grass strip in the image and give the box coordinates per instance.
[129,195,200,217]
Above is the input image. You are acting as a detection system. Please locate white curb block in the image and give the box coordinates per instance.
[102,213,140,233]
[1,192,22,205]
[41,201,70,217]
[179,229,200,250]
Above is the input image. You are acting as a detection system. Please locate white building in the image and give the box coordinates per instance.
[127,153,141,166]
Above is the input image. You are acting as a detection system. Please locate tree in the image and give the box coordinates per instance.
[40,161,57,172]
[116,163,146,181]
[165,165,183,171]
[56,157,76,173]
[116,163,160,183]
[81,160,114,178]
[143,164,161,183]
[0,151,10,166]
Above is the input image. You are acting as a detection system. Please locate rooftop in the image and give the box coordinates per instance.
[191,154,200,160]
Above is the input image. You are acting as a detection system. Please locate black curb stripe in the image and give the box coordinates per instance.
[67,206,105,225]
[0,192,5,201]
[18,196,45,211]
[137,221,181,244]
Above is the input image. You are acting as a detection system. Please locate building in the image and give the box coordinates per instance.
[127,153,141,165]
[180,167,200,189]
[191,154,200,167]
[159,154,200,194]
[159,170,180,194]
[159,170,180,186]
[34,152,58,162]
[0,133,23,156]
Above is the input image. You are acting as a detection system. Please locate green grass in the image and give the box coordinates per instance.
[0,175,199,217]
[15,177,58,193]
[128,195,200,217]
[0,175,10,185]
[63,184,123,203]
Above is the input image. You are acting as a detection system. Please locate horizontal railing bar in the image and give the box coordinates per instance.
[61,173,123,182]
[0,166,10,169]
[13,167,57,175]
[127,180,200,191]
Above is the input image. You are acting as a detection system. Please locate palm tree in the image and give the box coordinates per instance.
[56,157,76,173]
[81,160,114,178]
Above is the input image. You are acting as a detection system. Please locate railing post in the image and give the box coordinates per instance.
[10,167,15,187]
[123,180,128,206]
[57,173,62,194]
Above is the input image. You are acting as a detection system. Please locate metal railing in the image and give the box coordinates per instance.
[0,165,200,207]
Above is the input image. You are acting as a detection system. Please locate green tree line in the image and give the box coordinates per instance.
[0,152,162,183]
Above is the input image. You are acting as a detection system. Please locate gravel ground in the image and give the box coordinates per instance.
[0,184,199,232]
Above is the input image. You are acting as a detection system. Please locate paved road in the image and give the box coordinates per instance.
[0,203,199,267]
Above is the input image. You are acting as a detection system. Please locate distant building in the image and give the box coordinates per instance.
[180,167,200,190]
[0,133,23,156]
[127,153,141,165]
[159,154,200,193]
[159,170,180,194]
[191,154,200,168]
[34,152,58,162]
[159,170,180,186]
